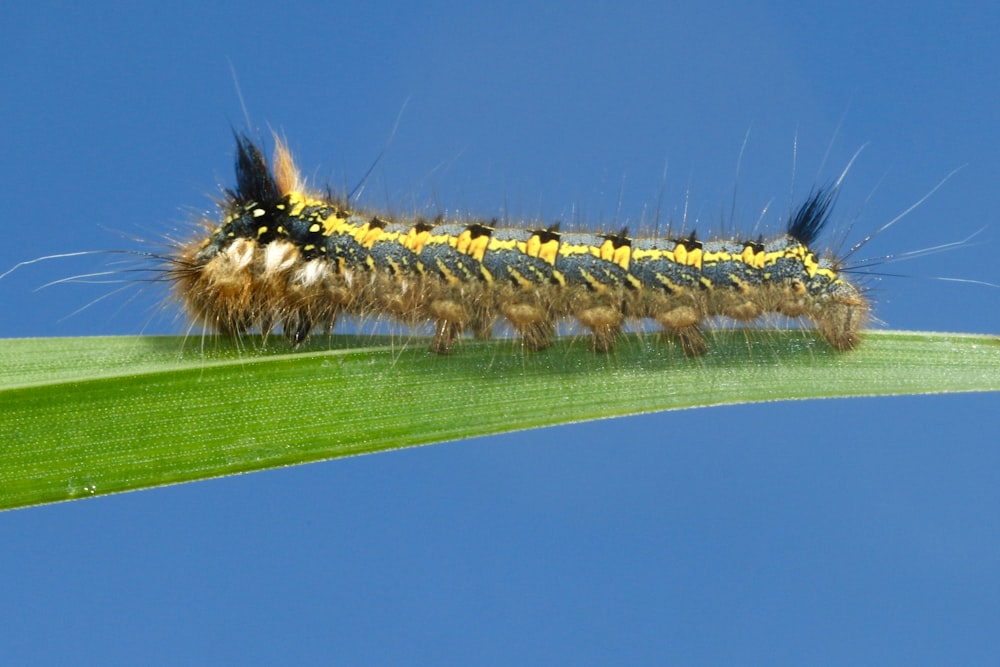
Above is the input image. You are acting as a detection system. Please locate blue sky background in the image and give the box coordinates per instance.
[3,1,1000,664]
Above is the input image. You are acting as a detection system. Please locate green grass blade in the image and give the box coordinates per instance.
[1,329,998,511]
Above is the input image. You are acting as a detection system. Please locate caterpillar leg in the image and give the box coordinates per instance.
[577,305,624,353]
[815,297,869,351]
[429,299,468,354]
[502,303,554,351]
[654,305,707,356]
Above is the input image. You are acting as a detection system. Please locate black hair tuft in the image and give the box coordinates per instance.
[228,134,281,206]
[787,186,838,246]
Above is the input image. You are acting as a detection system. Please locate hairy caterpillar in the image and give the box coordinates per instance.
[168,134,869,355]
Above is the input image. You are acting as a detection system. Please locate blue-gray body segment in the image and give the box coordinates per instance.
[419,223,485,282]
[480,228,556,285]
[368,222,423,274]
[555,233,631,287]
[630,239,703,292]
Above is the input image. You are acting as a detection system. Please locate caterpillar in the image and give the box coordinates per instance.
[169,134,869,355]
